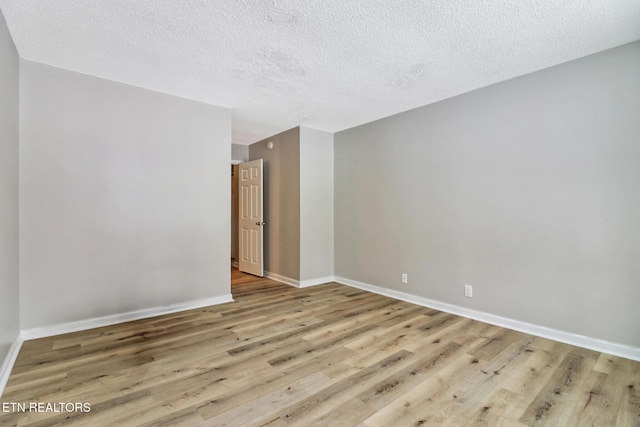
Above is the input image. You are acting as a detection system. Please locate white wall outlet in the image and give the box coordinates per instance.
[401,273,408,284]
[464,284,473,298]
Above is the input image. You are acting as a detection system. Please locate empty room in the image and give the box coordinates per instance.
[1,1,639,426]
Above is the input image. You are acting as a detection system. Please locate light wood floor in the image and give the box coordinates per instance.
[1,269,639,426]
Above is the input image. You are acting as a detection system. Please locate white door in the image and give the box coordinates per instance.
[239,159,264,277]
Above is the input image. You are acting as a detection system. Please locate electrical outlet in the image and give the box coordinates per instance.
[401,273,408,284]
[464,284,473,298]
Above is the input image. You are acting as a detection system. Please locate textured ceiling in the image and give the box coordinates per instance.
[1,1,639,145]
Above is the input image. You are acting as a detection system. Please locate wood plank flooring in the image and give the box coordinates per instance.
[1,268,639,426]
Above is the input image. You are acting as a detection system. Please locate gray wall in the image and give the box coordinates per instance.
[232,144,249,163]
[299,127,334,282]
[0,9,20,367]
[335,41,640,347]
[19,60,231,330]
[249,128,300,280]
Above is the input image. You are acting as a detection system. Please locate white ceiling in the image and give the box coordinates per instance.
[1,1,639,145]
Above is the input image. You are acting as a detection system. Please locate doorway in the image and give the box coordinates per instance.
[230,163,240,269]
[231,159,265,278]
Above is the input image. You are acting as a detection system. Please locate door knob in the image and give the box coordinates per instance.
[256,222,266,226]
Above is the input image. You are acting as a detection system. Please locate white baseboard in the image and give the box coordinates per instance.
[299,276,336,288]
[231,260,239,268]
[0,333,24,398]
[334,276,640,362]
[264,271,300,287]
[21,294,234,341]
[265,271,334,288]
